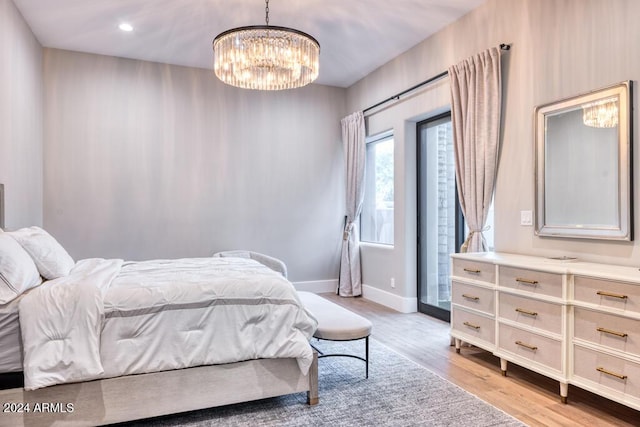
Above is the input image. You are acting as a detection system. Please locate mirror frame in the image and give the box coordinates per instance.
[534,81,633,240]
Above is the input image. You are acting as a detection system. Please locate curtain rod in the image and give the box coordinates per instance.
[362,43,511,115]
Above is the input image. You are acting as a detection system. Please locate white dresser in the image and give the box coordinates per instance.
[450,252,640,409]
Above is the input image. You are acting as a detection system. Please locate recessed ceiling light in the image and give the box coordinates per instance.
[119,23,133,32]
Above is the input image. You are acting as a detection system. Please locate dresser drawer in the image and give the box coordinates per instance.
[498,266,563,299]
[573,345,640,399]
[452,259,495,284]
[498,323,562,372]
[451,308,495,346]
[574,276,640,315]
[499,292,562,335]
[574,308,640,356]
[451,281,495,315]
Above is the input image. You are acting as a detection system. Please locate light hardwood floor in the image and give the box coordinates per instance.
[320,293,640,427]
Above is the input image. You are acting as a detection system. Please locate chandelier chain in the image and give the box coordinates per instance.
[265,0,269,25]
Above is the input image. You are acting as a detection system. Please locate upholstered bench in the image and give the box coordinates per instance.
[297,291,373,378]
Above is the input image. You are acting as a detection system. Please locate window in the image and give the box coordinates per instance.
[361,132,394,244]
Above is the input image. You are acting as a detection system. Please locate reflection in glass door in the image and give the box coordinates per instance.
[417,113,464,322]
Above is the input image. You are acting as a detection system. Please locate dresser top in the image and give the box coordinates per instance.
[452,252,640,284]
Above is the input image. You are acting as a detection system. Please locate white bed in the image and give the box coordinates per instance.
[0,227,319,426]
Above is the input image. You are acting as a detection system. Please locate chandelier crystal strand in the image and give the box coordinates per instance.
[582,97,619,128]
[213,0,319,90]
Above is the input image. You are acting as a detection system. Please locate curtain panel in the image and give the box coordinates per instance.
[338,111,365,297]
[448,47,503,253]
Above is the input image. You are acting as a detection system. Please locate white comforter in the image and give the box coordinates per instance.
[19,257,317,390]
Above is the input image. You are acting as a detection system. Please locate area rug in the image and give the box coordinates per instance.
[122,339,526,426]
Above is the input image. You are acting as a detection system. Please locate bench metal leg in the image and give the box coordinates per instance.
[313,335,370,379]
[365,335,369,379]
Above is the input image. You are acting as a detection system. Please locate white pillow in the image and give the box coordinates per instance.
[0,233,42,304]
[8,227,75,280]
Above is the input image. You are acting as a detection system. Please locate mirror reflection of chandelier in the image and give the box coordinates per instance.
[213,0,320,91]
[582,97,619,128]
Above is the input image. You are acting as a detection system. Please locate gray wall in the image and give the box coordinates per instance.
[43,49,346,282]
[0,0,43,229]
[346,0,640,304]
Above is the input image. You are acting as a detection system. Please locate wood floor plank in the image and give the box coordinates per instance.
[319,293,640,426]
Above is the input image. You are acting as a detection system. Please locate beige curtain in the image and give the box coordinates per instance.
[449,47,502,253]
[338,111,365,297]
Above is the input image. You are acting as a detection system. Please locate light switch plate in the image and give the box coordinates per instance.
[520,210,533,226]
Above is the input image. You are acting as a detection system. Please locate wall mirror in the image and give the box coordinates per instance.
[534,81,633,240]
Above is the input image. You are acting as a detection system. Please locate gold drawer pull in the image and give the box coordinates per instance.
[515,308,538,317]
[462,294,480,301]
[463,268,481,274]
[515,340,538,351]
[596,291,628,300]
[515,277,539,286]
[463,321,480,330]
[597,327,628,338]
[596,367,627,380]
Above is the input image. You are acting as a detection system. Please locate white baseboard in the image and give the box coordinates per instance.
[292,279,337,294]
[362,284,417,313]
[293,281,418,314]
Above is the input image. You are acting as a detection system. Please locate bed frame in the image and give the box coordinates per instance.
[0,352,318,426]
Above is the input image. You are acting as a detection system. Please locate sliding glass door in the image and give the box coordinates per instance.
[417,113,464,322]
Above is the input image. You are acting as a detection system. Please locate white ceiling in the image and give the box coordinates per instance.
[13,0,485,88]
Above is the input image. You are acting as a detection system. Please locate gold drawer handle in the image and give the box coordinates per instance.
[515,340,538,351]
[597,327,628,338]
[596,291,628,300]
[463,321,480,330]
[515,277,539,286]
[463,268,481,274]
[462,294,480,301]
[596,367,627,380]
[515,308,538,317]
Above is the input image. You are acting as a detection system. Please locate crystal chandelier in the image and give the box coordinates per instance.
[213,0,320,90]
[582,97,619,128]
